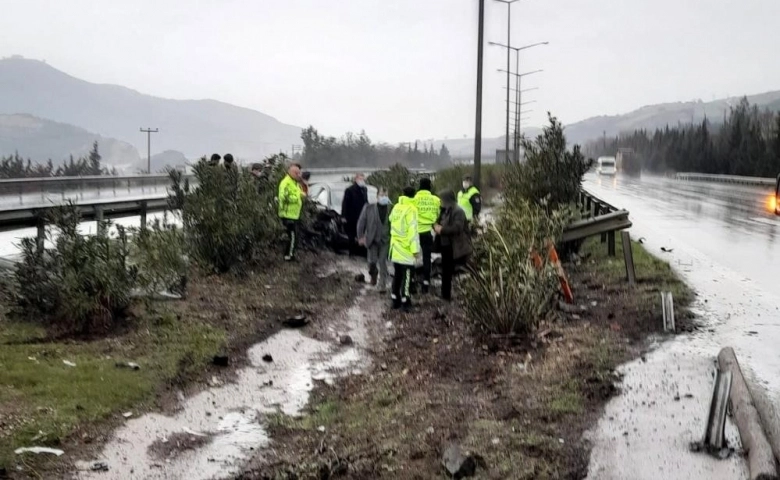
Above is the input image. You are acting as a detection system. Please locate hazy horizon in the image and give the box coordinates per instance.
[2,0,779,144]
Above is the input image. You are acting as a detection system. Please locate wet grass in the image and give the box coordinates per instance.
[0,251,358,475]
[0,315,225,468]
[580,235,692,308]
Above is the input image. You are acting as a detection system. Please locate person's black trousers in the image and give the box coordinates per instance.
[282,219,300,260]
[419,231,433,293]
[391,263,413,309]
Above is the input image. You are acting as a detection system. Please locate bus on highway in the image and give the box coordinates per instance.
[597,156,617,176]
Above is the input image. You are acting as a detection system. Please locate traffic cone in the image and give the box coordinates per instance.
[547,242,574,304]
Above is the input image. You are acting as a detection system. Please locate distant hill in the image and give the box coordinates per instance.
[148,150,189,173]
[433,91,780,161]
[0,114,141,170]
[0,56,303,161]
[564,91,780,145]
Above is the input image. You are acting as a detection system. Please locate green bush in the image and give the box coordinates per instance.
[461,200,570,335]
[129,217,188,297]
[367,164,425,202]
[506,114,593,210]
[171,155,286,273]
[14,204,135,334]
[435,164,503,196]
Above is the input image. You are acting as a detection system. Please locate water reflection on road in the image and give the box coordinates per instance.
[586,172,780,479]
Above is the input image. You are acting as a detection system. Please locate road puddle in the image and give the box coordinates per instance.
[77,265,376,480]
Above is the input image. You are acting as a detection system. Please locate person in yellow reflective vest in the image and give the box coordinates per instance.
[389,186,421,311]
[277,162,304,261]
[412,178,441,294]
[457,174,482,222]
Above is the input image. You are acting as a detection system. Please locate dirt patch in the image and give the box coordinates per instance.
[238,238,692,480]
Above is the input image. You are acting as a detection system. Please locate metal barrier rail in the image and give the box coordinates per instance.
[566,190,636,283]
[675,172,775,187]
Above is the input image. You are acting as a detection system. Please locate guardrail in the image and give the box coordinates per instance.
[675,172,775,187]
[565,189,636,283]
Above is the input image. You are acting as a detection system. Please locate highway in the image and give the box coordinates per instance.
[586,172,780,479]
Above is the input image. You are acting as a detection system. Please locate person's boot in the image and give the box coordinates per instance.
[422,281,430,294]
[391,294,401,309]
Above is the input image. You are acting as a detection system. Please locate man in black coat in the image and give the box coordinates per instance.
[342,172,368,255]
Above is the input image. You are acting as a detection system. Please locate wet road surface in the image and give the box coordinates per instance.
[586,173,780,479]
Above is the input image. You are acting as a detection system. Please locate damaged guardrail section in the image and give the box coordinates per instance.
[568,190,635,283]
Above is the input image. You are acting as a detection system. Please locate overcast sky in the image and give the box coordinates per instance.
[1,0,779,143]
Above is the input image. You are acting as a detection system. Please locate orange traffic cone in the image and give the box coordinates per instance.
[547,242,574,304]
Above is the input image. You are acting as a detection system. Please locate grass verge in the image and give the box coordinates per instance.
[0,251,357,476]
[240,236,693,479]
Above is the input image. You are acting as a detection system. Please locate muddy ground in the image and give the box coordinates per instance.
[0,250,360,479]
[238,238,693,480]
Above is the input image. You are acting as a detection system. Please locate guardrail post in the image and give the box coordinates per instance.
[585,196,592,216]
[18,184,23,206]
[140,201,147,229]
[607,230,616,256]
[95,206,105,236]
[600,206,608,243]
[621,231,636,284]
[36,214,45,255]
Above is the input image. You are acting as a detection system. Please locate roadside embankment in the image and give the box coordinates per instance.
[238,236,693,479]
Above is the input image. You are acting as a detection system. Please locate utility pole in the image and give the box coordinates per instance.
[494,0,518,165]
[140,127,158,174]
[473,0,485,188]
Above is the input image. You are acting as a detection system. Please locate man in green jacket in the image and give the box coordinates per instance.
[278,163,304,261]
[389,186,421,311]
[457,175,482,222]
[413,178,441,294]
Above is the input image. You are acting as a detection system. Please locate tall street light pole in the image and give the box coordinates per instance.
[498,68,542,162]
[474,0,485,188]
[140,127,158,174]
[489,40,547,162]
[493,0,519,163]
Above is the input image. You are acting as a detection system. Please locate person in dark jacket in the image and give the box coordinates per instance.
[208,153,221,166]
[223,153,235,170]
[434,190,473,301]
[341,172,368,255]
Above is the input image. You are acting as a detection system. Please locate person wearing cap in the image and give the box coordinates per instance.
[458,175,482,222]
[208,153,221,166]
[389,186,421,311]
[434,190,473,301]
[412,178,441,294]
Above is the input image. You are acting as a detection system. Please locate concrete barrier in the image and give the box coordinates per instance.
[717,347,778,480]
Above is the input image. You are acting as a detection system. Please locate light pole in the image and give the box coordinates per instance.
[474,0,486,187]
[140,127,158,174]
[490,41,547,162]
[492,0,520,163]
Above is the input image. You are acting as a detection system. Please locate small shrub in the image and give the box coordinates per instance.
[506,114,593,210]
[14,204,135,333]
[367,164,424,202]
[130,217,188,296]
[461,199,570,336]
[170,155,286,273]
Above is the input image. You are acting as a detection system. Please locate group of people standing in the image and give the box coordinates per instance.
[275,163,482,310]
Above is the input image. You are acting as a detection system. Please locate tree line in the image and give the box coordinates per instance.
[584,97,780,177]
[0,141,115,178]
[300,126,452,169]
